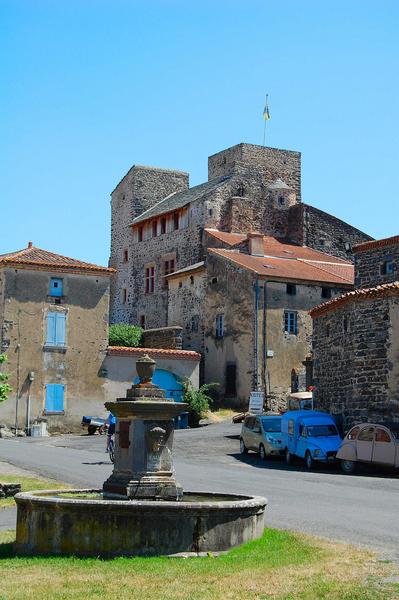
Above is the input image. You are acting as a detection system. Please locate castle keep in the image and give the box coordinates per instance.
[110,143,372,408]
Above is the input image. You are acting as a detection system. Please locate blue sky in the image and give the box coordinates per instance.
[2,0,398,265]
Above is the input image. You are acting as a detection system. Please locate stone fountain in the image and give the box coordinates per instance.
[15,355,267,557]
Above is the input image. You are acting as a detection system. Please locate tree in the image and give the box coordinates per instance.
[109,324,143,348]
[0,354,11,403]
[182,380,218,428]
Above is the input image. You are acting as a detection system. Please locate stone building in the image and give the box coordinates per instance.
[0,243,114,432]
[109,142,372,407]
[311,234,399,428]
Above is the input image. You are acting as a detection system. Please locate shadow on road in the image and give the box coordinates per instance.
[81,461,111,466]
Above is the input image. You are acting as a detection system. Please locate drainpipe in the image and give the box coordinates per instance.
[262,281,268,404]
[254,276,260,391]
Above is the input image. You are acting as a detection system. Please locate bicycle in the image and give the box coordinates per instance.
[108,434,115,463]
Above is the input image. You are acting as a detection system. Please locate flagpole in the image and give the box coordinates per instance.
[263,94,268,146]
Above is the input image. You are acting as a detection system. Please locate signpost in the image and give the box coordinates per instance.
[248,391,264,415]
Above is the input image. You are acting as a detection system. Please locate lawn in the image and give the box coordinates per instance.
[0,474,70,509]
[0,528,397,600]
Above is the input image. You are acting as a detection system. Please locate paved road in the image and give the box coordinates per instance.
[1,422,398,559]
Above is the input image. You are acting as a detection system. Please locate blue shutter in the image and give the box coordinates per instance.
[55,312,66,346]
[50,278,63,297]
[45,384,64,412]
[46,312,56,345]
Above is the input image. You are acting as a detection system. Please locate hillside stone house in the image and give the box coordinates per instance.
[109,142,372,408]
[311,234,399,428]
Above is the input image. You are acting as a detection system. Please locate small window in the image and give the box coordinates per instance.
[178,281,182,288]
[191,315,199,332]
[138,226,143,242]
[50,278,63,297]
[46,311,66,347]
[145,266,155,294]
[299,425,307,438]
[211,277,218,284]
[321,288,332,299]
[286,284,296,295]
[319,239,325,247]
[278,196,285,206]
[326,324,330,337]
[347,426,360,440]
[190,275,194,285]
[160,218,166,234]
[123,249,128,263]
[173,212,179,231]
[288,419,294,436]
[244,416,255,429]
[122,288,127,304]
[45,383,65,413]
[208,208,213,216]
[343,316,349,332]
[358,426,374,442]
[215,314,224,338]
[140,315,146,329]
[375,428,391,443]
[284,311,297,335]
[381,260,394,275]
[163,259,175,276]
[152,221,158,238]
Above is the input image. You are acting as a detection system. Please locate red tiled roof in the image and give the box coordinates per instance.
[310,281,399,318]
[0,245,115,275]
[204,229,246,246]
[353,234,399,253]
[208,248,354,286]
[107,346,201,361]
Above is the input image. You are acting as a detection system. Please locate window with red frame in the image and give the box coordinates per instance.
[145,266,155,293]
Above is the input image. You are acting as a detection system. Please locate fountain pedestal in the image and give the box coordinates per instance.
[103,355,187,500]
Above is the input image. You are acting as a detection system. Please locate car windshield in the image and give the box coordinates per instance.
[306,424,338,437]
[261,418,281,433]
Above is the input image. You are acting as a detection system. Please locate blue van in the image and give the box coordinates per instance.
[281,411,342,470]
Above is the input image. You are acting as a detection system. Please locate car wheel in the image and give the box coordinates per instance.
[87,425,96,436]
[305,451,314,471]
[285,448,292,465]
[259,444,266,461]
[341,459,356,474]
[239,438,248,454]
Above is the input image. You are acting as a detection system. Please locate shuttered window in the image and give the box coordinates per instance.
[46,312,67,346]
[50,278,63,297]
[45,384,65,412]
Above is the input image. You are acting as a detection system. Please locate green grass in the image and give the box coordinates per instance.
[0,475,70,509]
[0,529,397,600]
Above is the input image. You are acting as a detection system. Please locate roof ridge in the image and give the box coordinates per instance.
[310,281,399,317]
[298,259,353,283]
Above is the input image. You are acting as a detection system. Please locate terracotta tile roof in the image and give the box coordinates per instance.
[310,281,399,318]
[353,234,399,253]
[0,244,115,275]
[208,247,354,286]
[204,229,246,246]
[107,346,201,361]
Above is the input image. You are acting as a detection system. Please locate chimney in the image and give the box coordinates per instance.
[248,232,264,256]
[28,241,33,248]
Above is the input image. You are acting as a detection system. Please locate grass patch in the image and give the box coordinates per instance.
[0,528,397,599]
[206,408,238,423]
[0,475,70,509]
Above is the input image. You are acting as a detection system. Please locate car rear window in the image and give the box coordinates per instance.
[347,426,360,440]
[306,424,338,437]
[261,417,281,432]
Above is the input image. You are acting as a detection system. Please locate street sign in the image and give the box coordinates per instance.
[248,391,264,415]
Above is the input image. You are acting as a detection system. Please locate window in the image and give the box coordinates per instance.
[381,260,394,275]
[326,323,330,337]
[173,212,179,231]
[191,315,199,332]
[163,259,175,276]
[50,278,63,297]
[343,316,349,333]
[286,283,296,295]
[123,249,128,263]
[375,428,391,443]
[145,266,155,293]
[358,426,374,442]
[152,221,158,238]
[215,314,224,338]
[140,315,146,329]
[284,311,297,334]
[278,196,285,206]
[288,419,294,436]
[122,288,127,304]
[321,287,332,299]
[347,426,360,440]
[211,277,218,284]
[45,383,65,413]
[244,416,255,430]
[190,275,194,285]
[225,363,237,396]
[160,218,166,234]
[299,425,307,438]
[208,208,213,216]
[138,226,143,242]
[46,311,66,347]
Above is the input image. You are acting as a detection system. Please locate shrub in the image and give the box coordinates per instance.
[183,380,218,427]
[109,324,143,348]
[0,354,11,403]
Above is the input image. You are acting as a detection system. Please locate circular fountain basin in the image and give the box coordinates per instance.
[15,489,267,557]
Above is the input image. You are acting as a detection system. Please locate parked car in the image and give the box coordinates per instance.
[337,422,399,474]
[287,392,313,411]
[281,411,342,470]
[81,416,106,436]
[240,414,284,460]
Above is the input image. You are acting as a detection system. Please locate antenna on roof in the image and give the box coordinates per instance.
[262,94,271,146]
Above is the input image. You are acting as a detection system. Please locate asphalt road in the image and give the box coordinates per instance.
[0,421,398,560]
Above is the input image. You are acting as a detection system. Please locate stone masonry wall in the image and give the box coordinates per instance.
[312,296,397,429]
[142,326,183,349]
[354,239,399,288]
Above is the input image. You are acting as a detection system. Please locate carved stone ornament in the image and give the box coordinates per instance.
[146,426,166,453]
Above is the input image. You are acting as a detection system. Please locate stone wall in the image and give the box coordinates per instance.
[167,270,206,355]
[354,237,399,288]
[312,296,399,428]
[142,327,183,350]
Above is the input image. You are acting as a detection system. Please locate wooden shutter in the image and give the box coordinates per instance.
[45,384,65,412]
[55,312,66,346]
[46,312,57,345]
